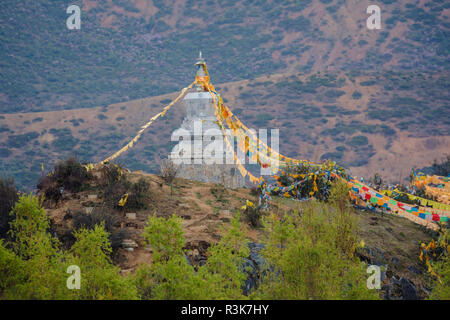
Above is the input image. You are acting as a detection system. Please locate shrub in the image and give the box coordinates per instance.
[72,210,129,251]
[324,89,345,99]
[0,178,18,239]
[103,178,129,209]
[7,132,39,148]
[252,201,378,299]
[1,194,68,299]
[126,178,150,210]
[100,162,125,186]
[370,173,383,190]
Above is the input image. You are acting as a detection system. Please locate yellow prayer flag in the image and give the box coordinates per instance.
[118,193,129,207]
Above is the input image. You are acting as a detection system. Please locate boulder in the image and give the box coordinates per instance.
[126,212,136,220]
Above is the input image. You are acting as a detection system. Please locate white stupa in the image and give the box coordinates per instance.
[169,52,245,188]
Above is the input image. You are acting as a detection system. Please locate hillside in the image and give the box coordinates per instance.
[41,166,439,300]
[0,0,449,189]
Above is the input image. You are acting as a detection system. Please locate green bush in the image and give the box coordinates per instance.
[252,200,378,299]
[69,224,138,300]
[0,177,18,239]
[135,213,249,300]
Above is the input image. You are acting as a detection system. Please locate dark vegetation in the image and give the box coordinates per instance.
[100,162,150,210]
[1,1,449,115]
[0,155,448,299]
[414,155,450,177]
[0,178,18,239]
[0,1,449,191]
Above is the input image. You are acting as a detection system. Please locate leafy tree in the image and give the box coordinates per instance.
[69,224,138,300]
[135,213,248,300]
[0,177,18,239]
[0,239,25,295]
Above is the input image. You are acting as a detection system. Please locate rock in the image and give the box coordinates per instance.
[126,212,136,220]
[400,277,419,300]
[87,194,97,200]
[122,239,138,249]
